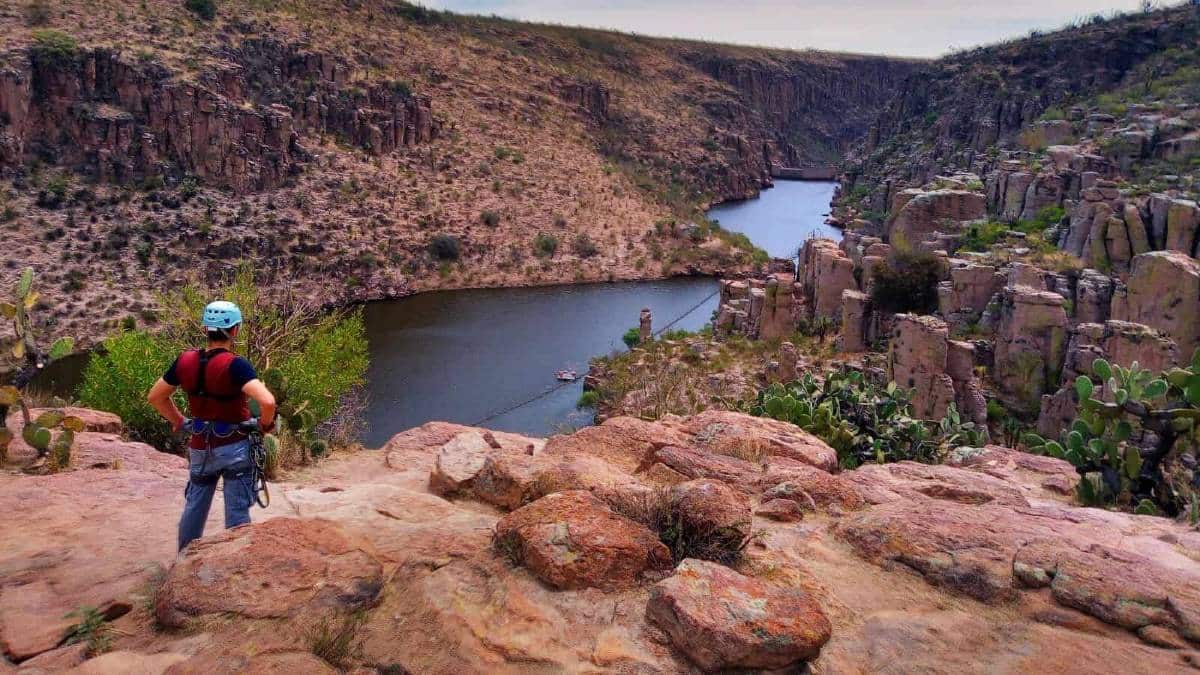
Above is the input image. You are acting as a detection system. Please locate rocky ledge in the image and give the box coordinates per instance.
[1,411,1199,673]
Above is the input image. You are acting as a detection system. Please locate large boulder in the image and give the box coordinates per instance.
[1112,251,1200,360]
[668,479,753,556]
[494,490,670,590]
[886,189,985,249]
[647,558,831,671]
[155,518,383,628]
[671,409,838,471]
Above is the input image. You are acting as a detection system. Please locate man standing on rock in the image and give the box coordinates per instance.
[147,301,277,551]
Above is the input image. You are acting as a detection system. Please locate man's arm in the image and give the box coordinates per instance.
[147,379,186,432]
[242,379,276,431]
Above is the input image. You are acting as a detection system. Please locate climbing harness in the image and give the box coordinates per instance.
[239,420,271,508]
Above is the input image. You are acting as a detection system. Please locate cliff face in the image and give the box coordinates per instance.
[844,5,1200,195]
[685,50,922,167]
[0,40,436,193]
[0,0,918,342]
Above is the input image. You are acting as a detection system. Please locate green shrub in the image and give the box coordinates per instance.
[479,210,500,227]
[572,233,599,258]
[183,0,217,20]
[533,232,558,258]
[30,30,78,64]
[622,327,641,349]
[80,267,368,453]
[428,234,461,261]
[576,390,599,409]
[752,367,984,469]
[869,250,942,314]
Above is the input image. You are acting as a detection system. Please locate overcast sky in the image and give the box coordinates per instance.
[419,0,1172,57]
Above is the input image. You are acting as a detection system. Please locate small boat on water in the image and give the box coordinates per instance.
[555,369,579,382]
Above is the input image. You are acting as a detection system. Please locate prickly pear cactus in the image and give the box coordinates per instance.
[260,366,329,463]
[1,268,78,468]
[1026,349,1200,514]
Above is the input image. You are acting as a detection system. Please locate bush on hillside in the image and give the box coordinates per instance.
[428,234,461,261]
[533,233,558,258]
[184,0,217,21]
[30,30,78,64]
[869,249,943,314]
[80,267,368,454]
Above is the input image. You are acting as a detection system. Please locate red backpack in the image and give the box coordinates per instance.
[174,349,251,427]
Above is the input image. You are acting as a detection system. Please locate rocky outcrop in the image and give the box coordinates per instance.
[154,517,384,628]
[1112,251,1200,360]
[888,314,987,424]
[493,490,671,590]
[0,42,436,192]
[885,189,986,249]
[684,50,920,167]
[993,285,1069,413]
[798,239,858,320]
[647,558,832,671]
[5,407,1200,671]
[937,260,1004,325]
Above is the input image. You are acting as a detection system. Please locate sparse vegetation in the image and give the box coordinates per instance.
[307,612,366,669]
[63,606,112,656]
[30,29,79,64]
[1025,352,1200,515]
[869,249,942,314]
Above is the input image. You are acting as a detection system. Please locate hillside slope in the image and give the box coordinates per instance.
[0,0,917,342]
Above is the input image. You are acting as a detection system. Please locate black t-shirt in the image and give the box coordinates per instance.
[163,349,258,390]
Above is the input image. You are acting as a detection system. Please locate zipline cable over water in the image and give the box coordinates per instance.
[469,287,721,426]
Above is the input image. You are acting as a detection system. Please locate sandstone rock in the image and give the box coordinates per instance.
[16,643,88,673]
[155,518,383,628]
[799,239,858,320]
[647,558,831,671]
[669,479,752,546]
[945,445,1078,500]
[1164,198,1199,254]
[840,289,869,352]
[428,431,493,497]
[889,314,956,419]
[993,285,1068,413]
[675,409,838,471]
[887,190,986,248]
[164,650,338,674]
[654,446,757,486]
[472,451,539,510]
[755,498,805,521]
[0,581,75,661]
[938,261,1002,322]
[760,462,865,511]
[66,651,188,674]
[1113,251,1200,359]
[493,491,671,590]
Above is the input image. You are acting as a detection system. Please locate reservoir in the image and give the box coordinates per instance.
[361,180,838,442]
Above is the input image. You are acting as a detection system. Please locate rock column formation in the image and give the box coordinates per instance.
[639,308,653,344]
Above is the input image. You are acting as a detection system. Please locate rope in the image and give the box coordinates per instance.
[469,287,722,426]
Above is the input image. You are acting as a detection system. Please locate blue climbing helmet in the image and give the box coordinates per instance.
[201,301,242,330]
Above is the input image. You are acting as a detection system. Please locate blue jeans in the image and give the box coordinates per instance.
[177,439,255,551]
